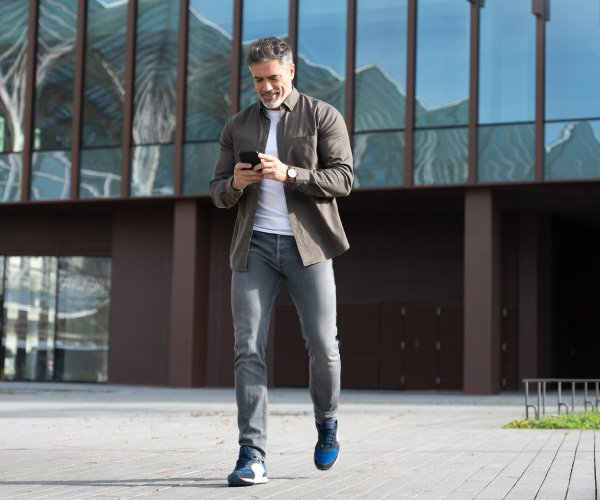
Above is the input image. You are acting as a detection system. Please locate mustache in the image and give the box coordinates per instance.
[260,90,280,96]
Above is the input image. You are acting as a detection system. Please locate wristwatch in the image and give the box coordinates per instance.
[286,166,297,182]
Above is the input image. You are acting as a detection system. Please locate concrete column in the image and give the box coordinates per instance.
[463,188,501,394]
[168,200,209,387]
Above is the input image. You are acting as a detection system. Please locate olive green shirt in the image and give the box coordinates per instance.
[210,87,353,271]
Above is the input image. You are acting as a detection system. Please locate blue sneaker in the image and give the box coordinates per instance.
[314,420,340,470]
[227,446,268,487]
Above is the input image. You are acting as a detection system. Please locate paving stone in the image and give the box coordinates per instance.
[0,383,597,499]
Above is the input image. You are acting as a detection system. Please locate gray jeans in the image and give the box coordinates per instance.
[231,230,341,459]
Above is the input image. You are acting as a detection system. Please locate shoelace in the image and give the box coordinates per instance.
[319,426,337,449]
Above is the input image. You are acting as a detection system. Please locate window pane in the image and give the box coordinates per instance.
[31,151,70,201]
[415,0,469,128]
[34,0,78,150]
[82,0,129,148]
[133,0,179,145]
[130,144,174,196]
[297,0,346,116]
[0,1,29,153]
[354,131,405,187]
[79,147,122,198]
[0,153,22,201]
[2,257,57,382]
[183,142,218,194]
[413,127,468,185]
[478,124,534,182]
[240,0,288,109]
[478,0,535,124]
[546,0,600,121]
[355,0,407,132]
[186,0,234,142]
[545,121,600,180]
[55,257,111,383]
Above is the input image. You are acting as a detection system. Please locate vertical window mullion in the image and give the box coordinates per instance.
[21,0,40,203]
[70,0,88,200]
[120,0,137,198]
[468,0,480,184]
[404,0,416,187]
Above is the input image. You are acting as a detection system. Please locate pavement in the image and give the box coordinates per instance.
[0,382,597,500]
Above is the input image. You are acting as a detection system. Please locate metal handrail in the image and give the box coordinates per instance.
[523,379,600,420]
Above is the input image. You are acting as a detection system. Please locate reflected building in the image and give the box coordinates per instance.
[1,0,599,392]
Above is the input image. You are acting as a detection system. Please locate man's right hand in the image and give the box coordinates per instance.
[232,162,264,191]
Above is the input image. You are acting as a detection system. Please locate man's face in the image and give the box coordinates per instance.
[250,59,295,110]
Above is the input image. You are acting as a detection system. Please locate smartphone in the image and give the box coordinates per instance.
[239,150,262,170]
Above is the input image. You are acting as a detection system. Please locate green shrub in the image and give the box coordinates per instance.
[505,410,600,429]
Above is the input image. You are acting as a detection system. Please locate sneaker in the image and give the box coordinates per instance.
[227,446,268,487]
[314,420,340,470]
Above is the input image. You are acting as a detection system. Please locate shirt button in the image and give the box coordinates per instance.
[246,232,251,237]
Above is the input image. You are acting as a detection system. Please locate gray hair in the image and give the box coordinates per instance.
[245,37,294,69]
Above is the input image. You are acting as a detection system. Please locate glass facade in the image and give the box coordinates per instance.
[130,0,179,197]
[296,0,346,116]
[0,256,112,383]
[31,0,78,200]
[415,0,470,128]
[477,0,535,183]
[79,0,129,199]
[183,0,234,195]
[240,0,288,110]
[0,0,598,202]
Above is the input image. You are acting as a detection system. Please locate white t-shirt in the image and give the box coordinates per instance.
[252,109,294,236]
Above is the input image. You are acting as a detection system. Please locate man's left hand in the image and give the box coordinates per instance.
[258,153,290,182]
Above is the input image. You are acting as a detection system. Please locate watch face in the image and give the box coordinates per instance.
[287,168,297,179]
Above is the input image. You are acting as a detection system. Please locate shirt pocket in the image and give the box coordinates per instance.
[290,135,318,170]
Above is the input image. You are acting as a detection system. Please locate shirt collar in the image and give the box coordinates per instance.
[257,87,299,116]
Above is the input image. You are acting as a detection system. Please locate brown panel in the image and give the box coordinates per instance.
[338,304,379,389]
[205,208,236,387]
[108,206,173,385]
[501,212,519,390]
[404,303,437,390]
[274,303,307,387]
[439,306,464,390]
[61,212,112,255]
[404,0,416,187]
[173,0,189,196]
[467,0,479,184]
[380,302,404,389]
[5,213,59,255]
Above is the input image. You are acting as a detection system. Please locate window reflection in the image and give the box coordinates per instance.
[478,0,535,124]
[183,142,218,194]
[546,0,600,121]
[31,151,71,201]
[79,147,122,199]
[297,0,346,116]
[413,127,468,185]
[478,124,534,182]
[1,256,112,383]
[2,257,57,382]
[131,0,179,196]
[0,1,29,154]
[55,257,111,383]
[34,0,78,150]
[355,0,407,132]
[130,144,174,196]
[186,0,233,143]
[82,0,128,148]
[353,131,404,187]
[415,0,469,128]
[240,0,288,110]
[0,153,21,202]
[545,121,600,180]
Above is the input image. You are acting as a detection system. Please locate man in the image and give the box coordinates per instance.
[210,37,353,487]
